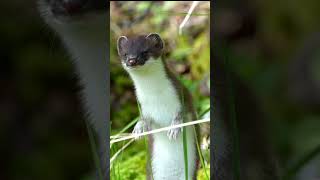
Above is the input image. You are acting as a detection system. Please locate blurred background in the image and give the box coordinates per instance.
[110,1,210,180]
[1,0,320,179]
[0,1,95,180]
[215,0,320,179]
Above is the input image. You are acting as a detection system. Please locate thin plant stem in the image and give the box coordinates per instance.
[193,126,210,179]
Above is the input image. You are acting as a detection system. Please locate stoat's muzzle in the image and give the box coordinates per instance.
[127,58,138,67]
[125,55,147,68]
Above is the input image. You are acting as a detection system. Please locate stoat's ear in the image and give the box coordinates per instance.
[117,36,128,56]
[146,33,164,50]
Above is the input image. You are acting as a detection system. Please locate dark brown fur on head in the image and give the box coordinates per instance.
[117,33,164,67]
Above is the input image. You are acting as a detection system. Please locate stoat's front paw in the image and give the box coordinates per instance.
[167,127,181,140]
[132,120,149,140]
[167,116,183,140]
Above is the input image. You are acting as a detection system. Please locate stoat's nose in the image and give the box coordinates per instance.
[127,58,137,67]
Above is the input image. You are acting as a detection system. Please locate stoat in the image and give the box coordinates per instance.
[117,33,199,180]
[38,0,108,178]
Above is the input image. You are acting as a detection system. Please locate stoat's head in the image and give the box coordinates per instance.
[38,0,107,25]
[117,33,164,70]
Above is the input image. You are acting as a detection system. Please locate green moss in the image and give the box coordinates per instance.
[111,151,147,180]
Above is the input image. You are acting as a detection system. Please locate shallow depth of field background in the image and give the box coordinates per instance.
[110,1,210,180]
[215,0,320,179]
[0,1,95,180]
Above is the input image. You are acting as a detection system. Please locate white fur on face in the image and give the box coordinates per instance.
[123,58,159,74]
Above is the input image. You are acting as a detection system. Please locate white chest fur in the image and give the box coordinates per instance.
[126,59,196,180]
[126,59,181,127]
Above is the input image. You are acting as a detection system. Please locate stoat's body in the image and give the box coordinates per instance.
[38,0,108,178]
[117,34,198,180]
[130,59,197,180]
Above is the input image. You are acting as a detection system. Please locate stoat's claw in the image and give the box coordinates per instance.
[167,127,181,140]
[132,120,148,140]
[167,113,184,140]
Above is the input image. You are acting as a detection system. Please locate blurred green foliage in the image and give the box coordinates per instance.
[216,0,320,178]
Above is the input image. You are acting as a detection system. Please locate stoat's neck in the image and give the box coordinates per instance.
[127,59,173,95]
[126,58,181,126]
